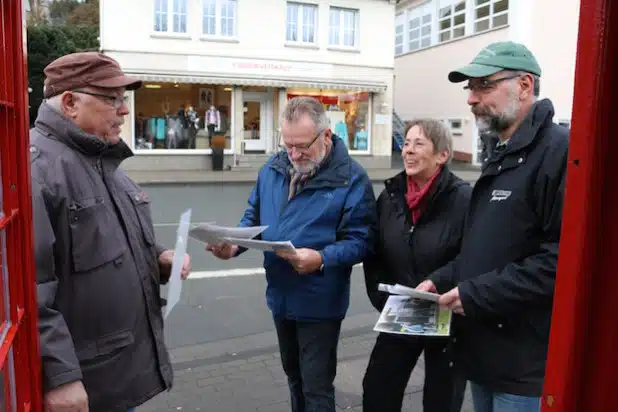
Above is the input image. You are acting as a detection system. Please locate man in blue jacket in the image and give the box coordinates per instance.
[417,41,569,411]
[208,96,376,412]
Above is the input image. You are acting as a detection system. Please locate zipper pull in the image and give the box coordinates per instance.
[409,226,415,233]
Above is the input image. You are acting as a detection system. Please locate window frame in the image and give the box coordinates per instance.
[438,0,466,43]
[153,0,188,34]
[328,6,360,49]
[286,2,319,45]
[394,0,509,55]
[473,0,509,34]
[202,0,238,38]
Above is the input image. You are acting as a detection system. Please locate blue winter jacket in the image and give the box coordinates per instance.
[238,136,376,320]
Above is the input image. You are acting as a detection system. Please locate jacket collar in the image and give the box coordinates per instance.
[269,135,351,186]
[484,98,555,159]
[34,102,134,162]
[385,166,462,206]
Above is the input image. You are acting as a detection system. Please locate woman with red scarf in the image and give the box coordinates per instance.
[362,119,472,412]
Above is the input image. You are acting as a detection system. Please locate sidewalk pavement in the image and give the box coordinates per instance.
[138,314,474,412]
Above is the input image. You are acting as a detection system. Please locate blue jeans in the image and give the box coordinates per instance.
[471,382,541,412]
[274,317,342,412]
[127,409,136,412]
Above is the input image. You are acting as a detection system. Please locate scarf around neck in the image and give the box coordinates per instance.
[404,167,442,224]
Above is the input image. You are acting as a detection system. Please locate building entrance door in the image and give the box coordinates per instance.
[242,91,275,154]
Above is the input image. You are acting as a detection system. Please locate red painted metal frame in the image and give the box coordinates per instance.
[0,0,43,411]
[542,0,617,410]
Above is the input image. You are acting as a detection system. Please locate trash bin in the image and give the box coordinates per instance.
[211,147,224,171]
[211,133,226,171]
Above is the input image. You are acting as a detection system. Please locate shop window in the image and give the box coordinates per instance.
[154,0,187,34]
[286,89,371,152]
[329,7,359,48]
[286,2,318,44]
[132,83,233,151]
[202,0,237,37]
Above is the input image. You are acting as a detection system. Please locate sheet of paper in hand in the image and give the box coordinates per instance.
[164,208,191,319]
[188,223,268,244]
[374,283,452,337]
[224,237,296,252]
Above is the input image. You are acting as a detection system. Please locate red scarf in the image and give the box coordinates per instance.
[405,167,442,224]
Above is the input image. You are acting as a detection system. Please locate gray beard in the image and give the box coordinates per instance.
[475,114,514,134]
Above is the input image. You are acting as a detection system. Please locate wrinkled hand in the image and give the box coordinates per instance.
[158,250,192,280]
[276,248,322,274]
[438,287,465,315]
[44,380,89,412]
[416,279,437,293]
[206,242,239,260]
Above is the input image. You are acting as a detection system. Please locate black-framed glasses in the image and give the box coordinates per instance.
[71,90,129,109]
[463,74,521,93]
[279,129,323,152]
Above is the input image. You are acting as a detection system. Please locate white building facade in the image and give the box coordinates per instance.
[101,0,397,172]
[393,0,580,164]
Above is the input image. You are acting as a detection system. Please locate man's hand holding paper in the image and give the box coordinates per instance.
[276,248,323,274]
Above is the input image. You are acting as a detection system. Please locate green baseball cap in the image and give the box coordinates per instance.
[448,41,542,83]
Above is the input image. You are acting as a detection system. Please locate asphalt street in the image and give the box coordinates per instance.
[138,174,477,411]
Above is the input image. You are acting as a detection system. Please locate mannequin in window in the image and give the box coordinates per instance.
[186,106,199,149]
[177,104,188,147]
[206,104,221,147]
[354,127,368,150]
[334,120,349,148]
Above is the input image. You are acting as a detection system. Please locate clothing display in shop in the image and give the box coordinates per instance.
[141,116,189,149]
[354,129,368,150]
[186,106,199,149]
[334,121,349,147]
[206,105,221,147]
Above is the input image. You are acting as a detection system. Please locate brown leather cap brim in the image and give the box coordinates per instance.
[89,75,143,90]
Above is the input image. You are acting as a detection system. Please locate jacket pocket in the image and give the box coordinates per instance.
[76,329,135,365]
[69,200,125,272]
[127,191,156,246]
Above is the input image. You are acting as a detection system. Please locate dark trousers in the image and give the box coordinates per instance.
[274,317,342,412]
[362,332,466,412]
[207,124,216,146]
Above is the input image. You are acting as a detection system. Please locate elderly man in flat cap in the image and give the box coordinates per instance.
[30,52,192,412]
[417,41,569,412]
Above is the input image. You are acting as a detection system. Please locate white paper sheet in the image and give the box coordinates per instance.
[224,237,296,252]
[188,223,268,245]
[164,209,192,319]
[378,283,440,302]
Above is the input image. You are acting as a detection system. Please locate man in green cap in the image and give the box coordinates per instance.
[417,41,569,412]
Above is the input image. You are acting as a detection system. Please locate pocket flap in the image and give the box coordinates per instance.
[76,329,135,361]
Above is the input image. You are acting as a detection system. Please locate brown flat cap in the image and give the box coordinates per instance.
[43,52,142,98]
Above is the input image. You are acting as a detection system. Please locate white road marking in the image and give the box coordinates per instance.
[188,263,363,279]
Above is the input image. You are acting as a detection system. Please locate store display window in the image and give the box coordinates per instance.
[286,89,371,152]
[132,82,233,150]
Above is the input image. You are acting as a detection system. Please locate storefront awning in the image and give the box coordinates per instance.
[127,72,387,93]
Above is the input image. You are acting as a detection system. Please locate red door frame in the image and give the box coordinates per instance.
[542,0,618,410]
[0,0,43,411]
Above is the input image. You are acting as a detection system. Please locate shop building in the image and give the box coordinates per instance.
[100,0,397,172]
[393,0,580,164]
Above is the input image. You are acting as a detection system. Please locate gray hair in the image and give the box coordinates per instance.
[404,118,454,163]
[46,95,64,112]
[280,96,330,133]
[505,70,540,98]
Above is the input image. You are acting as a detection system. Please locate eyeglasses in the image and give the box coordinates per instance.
[279,130,323,152]
[463,74,521,93]
[71,90,129,109]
